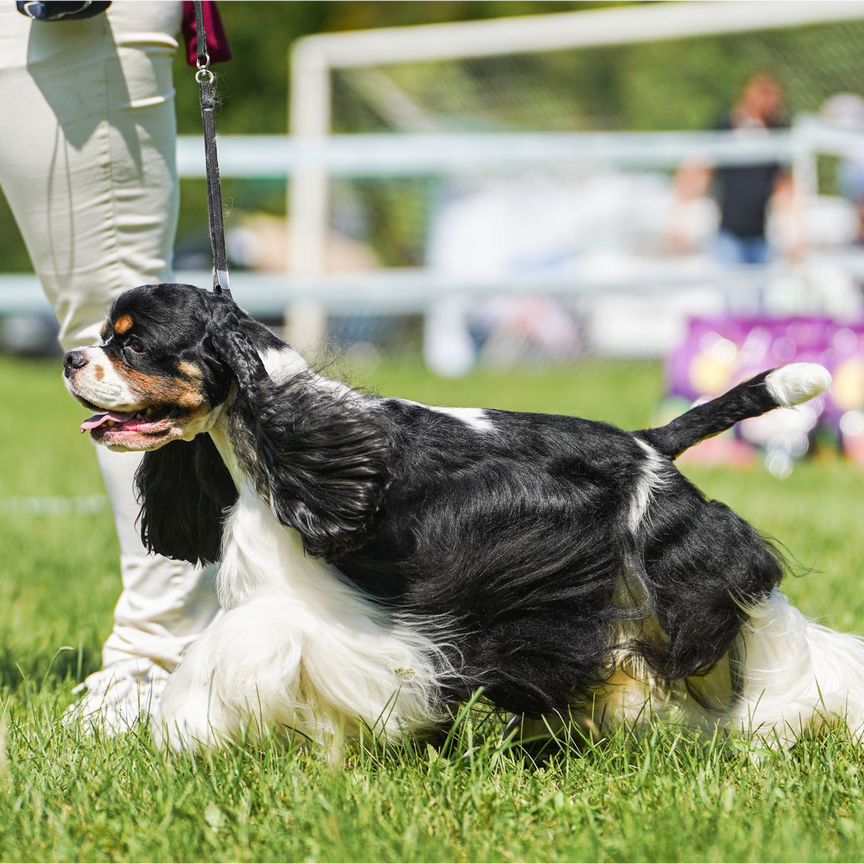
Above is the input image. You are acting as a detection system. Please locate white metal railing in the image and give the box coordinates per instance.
[179,130,796,179]
[0,263,789,318]
[2,118,863,318]
[288,0,864,283]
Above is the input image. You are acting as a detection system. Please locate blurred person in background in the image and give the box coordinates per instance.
[670,73,796,265]
[0,1,226,731]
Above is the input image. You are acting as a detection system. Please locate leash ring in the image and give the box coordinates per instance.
[195,67,214,85]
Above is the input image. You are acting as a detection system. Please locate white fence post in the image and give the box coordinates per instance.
[287,40,330,355]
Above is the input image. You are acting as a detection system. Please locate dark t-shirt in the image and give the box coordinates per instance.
[714,114,787,239]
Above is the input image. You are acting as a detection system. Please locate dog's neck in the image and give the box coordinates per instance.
[208,409,246,489]
[206,344,352,485]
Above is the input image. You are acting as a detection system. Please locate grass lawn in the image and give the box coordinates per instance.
[1,354,864,862]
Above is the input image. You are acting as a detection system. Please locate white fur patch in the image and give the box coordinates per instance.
[399,400,493,432]
[627,440,669,534]
[259,346,308,383]
[730,589,864,745]
[64,346,137,409]
[156,420,449,753]
[765,363,832,408]
[259,346,353,399]
[427,406,493,431]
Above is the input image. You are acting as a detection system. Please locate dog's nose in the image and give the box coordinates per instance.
[64,350,88,377]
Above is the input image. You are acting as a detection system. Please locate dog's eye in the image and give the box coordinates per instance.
[126,336,146,354]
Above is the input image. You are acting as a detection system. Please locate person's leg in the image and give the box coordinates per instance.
[713,230,748,266]
[0,2,220,730]
[742,236,771,266]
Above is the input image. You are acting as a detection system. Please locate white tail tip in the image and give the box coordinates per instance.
[765,363,832,407]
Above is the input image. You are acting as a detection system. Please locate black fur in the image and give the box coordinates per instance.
[109,285,240,410]
[136,434,236,565]
[111,284,796,719]
[229,377,393,559]
[333,404,782,713]
[129,286,280,562]
[641,370,775,459]
[203,294,394,558]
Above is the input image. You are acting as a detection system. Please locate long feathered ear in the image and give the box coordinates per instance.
[204,296,392,560]
[135,435,238,565]
[236,375,393,560]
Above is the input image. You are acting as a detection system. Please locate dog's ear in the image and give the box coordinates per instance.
[234,375,393,561]
[204,296,268,390]
[135,435,237,565]
[203,294,392,560]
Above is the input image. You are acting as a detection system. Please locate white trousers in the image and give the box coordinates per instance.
[0,1,219,670]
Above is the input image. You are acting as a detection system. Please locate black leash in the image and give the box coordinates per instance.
[194,0,230,296]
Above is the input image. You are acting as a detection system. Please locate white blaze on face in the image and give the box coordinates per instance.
[64,346,138,409]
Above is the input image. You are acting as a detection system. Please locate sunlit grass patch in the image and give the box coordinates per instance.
[1,355,863,862]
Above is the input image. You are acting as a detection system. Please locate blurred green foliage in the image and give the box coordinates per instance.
[3,2,864,272]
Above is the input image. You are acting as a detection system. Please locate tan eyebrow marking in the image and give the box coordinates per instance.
[114,314,134,336]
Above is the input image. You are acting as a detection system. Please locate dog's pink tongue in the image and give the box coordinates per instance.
[80,411,134,433]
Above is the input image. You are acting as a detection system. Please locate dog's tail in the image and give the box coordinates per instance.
[640,363,831,460]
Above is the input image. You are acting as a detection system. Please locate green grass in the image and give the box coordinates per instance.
[1,354,864,862]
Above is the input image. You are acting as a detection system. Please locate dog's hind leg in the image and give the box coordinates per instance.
[729,590,864,747]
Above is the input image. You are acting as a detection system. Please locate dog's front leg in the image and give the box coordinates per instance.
[152,594,311,752]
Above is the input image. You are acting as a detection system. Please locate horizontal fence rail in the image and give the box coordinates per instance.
[0,262,837,319]
[177,130,799,179]
[1,119,863,319]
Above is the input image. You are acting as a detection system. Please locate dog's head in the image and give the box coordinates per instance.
[64,283,278,452]
[65,283,290,564]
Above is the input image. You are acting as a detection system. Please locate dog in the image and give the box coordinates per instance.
[64,283,864,754]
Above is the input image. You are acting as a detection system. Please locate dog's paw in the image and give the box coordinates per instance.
[765,363,832,407]
[152,686,228,753]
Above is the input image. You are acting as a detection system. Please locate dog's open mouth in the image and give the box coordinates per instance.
[80,407,176,441]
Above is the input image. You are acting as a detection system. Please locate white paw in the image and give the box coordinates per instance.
[765,363,832,407]
[152,684,229,753]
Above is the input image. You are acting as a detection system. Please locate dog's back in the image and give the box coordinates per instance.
[336,399,783,717]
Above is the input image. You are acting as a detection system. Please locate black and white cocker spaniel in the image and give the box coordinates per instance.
[64,283,864,753]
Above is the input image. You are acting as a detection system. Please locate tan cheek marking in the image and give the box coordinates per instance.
[178,361,203,380]
[123,367,206,410]
[100,321,110,342]
[114,314,134,336]
[95,365,105,382]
